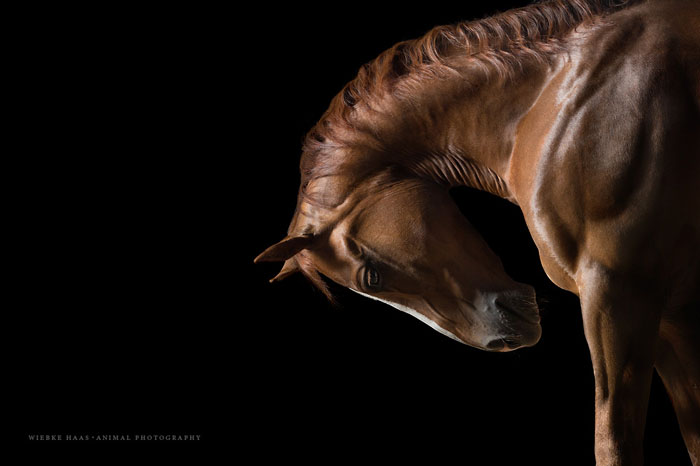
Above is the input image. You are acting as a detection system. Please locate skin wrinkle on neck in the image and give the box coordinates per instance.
[409,149,515,202]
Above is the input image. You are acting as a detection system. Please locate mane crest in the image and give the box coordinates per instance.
[303,0,638,156]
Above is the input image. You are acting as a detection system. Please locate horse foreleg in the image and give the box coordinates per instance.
[579,267,662,466]
[655,305,700,466]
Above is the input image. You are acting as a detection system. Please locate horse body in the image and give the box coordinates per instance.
[257,1,700,464]
[510,3,700,463]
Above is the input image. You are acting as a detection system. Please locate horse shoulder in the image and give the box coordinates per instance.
[512,7,700,294]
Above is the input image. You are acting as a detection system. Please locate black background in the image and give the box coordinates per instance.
[15,1,690,464]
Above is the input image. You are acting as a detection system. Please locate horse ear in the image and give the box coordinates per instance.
[269,258,299,283]
[254,234,315,264]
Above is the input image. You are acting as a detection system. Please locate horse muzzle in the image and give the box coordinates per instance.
[482,287,542,352]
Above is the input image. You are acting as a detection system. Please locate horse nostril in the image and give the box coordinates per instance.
[486,339,505,351]
[495,298,515,313]
[504,337,520,347]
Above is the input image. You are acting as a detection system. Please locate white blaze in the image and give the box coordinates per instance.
[351,289,465,344]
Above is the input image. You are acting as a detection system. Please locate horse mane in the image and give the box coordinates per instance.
[295,0,642,301]
[302,0,639,157]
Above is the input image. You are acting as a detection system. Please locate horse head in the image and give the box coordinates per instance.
[256,167,541,352]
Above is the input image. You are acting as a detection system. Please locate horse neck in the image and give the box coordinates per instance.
[367,59,561,203]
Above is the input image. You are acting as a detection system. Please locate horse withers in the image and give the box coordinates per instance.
[256,1,700,464]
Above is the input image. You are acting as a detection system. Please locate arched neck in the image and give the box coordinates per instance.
[373,59,564,204]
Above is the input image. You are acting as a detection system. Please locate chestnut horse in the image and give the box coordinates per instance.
[255,0,700,464]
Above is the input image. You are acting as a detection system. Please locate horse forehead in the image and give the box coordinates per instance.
[348,188,428,227]
[336,207,418,250]
[296,180,432,259]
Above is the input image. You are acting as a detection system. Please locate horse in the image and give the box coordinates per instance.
[254,0,700,464]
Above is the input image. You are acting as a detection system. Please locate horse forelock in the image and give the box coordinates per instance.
[295,251,336,304]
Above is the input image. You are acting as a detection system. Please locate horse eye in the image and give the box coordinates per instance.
[364,266,381,290]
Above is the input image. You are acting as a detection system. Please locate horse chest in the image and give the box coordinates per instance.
[524,211,580,294]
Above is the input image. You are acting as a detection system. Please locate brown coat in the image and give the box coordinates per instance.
[257,1,700,463]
